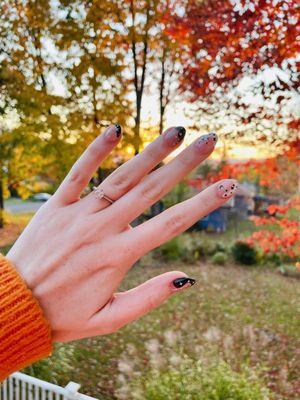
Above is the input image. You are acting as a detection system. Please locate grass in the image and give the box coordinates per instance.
[195,218,257,245]
[24,262,300,399]
[1,213,299,398]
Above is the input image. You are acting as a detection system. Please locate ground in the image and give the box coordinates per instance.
[1,211,299,399]
[22,262,299,400]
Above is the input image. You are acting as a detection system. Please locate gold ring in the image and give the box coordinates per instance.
[92,187,114,204]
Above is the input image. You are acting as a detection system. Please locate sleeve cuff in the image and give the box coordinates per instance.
[0,253,53,381]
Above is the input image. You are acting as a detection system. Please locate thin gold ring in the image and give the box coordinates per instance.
[92,187,114,204]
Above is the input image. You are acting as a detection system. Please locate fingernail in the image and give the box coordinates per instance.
[164,126,186,146]
[173,277,196,289]
[216,179,238,199]
[104,124,122,142]
[176,126,186,142]
[196,132,218,152]
[115,124,122,137]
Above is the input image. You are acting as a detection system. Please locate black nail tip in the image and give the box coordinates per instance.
[176,126,186,141]
[115,124,122,137]
[173,277,196,288]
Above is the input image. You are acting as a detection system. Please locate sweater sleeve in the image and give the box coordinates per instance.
[0,253,53,381]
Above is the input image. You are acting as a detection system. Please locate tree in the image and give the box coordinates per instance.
[165,0,300,147]
[0,0,134,211]
[189,138,299,197]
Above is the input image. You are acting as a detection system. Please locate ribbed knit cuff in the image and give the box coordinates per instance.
[0,254,53,381]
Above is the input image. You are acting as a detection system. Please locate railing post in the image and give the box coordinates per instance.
[64,382,81,399]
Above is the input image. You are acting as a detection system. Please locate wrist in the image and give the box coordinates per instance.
[0,254,53,381]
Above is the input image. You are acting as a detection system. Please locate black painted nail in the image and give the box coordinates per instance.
[176,126,186,143]
[173,277,196,289]
[115,124,122,137]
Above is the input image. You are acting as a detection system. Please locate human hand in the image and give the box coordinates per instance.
[7,125,238,342]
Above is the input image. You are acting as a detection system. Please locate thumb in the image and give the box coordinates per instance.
[89,271,196,335]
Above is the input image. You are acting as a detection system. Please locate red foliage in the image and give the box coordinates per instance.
[244,198,300,260]
[165,0,300,98]
[189,139,299,192]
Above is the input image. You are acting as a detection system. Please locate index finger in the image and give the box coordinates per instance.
[54,124,122,205]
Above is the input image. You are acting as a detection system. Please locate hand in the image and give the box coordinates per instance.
[7,125,237,342]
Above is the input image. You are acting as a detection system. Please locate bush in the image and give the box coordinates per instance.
[214,241,227,253]
[159,237,184,261]
[212,251,228,265]
[130,358,271,400]
[154,234,230,264]
[262,253,281,267]
[232,242,257,265]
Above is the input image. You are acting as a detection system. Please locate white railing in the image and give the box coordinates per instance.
[0,372,98,400]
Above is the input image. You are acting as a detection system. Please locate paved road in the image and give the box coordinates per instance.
[4,200,46,214]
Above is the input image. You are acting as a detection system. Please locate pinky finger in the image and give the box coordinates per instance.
[124,179,238,260]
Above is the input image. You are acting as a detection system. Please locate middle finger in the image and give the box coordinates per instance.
[83,126,186,213]
[101,132,218,229]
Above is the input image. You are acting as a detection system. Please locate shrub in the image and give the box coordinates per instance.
[130,358,271,400]
[159,237,184,261]
[262,253,281,267]
[214,241,227,253]
[232,242,257,265]
[157,234,209,263]
[244,198,300,262]
[212,251,228,266]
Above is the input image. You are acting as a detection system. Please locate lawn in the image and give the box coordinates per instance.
[23,262,300,399]
[1,213,299,399]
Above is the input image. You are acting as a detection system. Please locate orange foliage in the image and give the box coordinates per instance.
[189,139,299,192]
[166,0,300,98]
[244,198,300,260]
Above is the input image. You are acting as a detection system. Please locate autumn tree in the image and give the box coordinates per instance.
[0,0,135,210]
[165,0,300,148]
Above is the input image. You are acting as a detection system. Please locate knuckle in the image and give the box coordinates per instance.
[178,153,192,167]
[140,181,164,203]
[68,169,86,186]
[144,143,161,160]
[165,212,186,236]
[111,172,132,192]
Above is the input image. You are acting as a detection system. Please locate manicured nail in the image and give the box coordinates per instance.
[176,126,186,142]
[164,126,186,146]
[115,124,122,137]
[173,277,196,289]
[104,124,122,142]
[196,132,218,152]
[216,179,238,199]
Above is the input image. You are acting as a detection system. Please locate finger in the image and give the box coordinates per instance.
[122,179,238,259]
[87,272,196,335]
[107,132,218,228]
[83,126,186,213]
[54,124,122,205]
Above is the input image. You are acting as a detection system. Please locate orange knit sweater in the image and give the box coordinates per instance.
[0,254,53,381]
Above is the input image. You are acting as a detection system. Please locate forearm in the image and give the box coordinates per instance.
[0,254,52,381]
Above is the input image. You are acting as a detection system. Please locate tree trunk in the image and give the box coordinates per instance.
[134,91,143,154]
[130,0,150,154]
[159,52,166,134]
